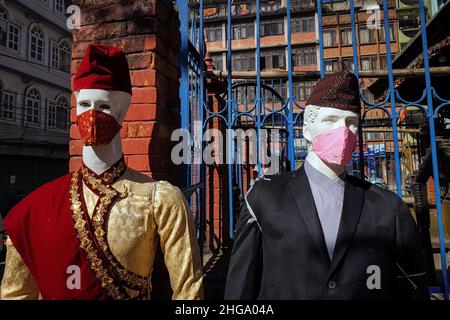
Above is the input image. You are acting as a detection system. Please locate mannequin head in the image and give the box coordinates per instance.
[73,44,132,147]
[73,44,132,174]
[302,70,361,177]
[303,105,359,177]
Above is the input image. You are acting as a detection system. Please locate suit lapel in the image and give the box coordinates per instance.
[289,166,331,265]
[328,176,365,276]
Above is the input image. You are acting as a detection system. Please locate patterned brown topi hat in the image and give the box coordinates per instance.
[305,69,361,114]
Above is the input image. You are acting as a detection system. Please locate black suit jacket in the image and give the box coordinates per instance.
[225,166,429,299]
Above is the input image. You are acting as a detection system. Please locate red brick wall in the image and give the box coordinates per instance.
[202,58,232,250]
[70,0,180,183]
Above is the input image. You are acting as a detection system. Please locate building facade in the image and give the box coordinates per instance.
[0,0,71,216]
[200,0,450,201]
[396,0,447,51]
[204,0,319,107]
[201,0,402,174]
[322,0,398,80]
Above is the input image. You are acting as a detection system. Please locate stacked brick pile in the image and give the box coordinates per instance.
[70,0,180,183]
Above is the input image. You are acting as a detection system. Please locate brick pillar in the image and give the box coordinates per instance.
[69,0,180,184]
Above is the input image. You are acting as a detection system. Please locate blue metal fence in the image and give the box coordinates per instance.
[178,0,207,259]
[177,0,449,299]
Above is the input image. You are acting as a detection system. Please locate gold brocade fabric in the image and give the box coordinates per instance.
[0,238,41,300]
[1,162,204,300]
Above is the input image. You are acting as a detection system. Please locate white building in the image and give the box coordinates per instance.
[0,0,72,216]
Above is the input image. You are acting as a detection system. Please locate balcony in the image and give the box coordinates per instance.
[397,8,421,38]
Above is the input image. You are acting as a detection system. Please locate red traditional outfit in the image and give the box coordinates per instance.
[0,45,204,300]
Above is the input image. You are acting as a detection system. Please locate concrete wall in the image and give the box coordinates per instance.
[0,0,71,149]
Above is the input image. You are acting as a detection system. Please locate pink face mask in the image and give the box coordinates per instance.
[311,126,357,165]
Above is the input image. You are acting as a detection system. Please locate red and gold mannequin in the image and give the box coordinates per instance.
[0,45,204,300]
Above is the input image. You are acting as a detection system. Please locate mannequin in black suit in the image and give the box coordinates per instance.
[225,71,429,300]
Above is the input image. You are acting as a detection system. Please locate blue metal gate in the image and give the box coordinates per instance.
[177,0,450,298]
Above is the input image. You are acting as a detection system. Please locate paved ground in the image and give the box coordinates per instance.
[202,248,230,300]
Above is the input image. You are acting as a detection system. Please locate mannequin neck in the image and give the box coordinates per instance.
[82,134,123,175]
[306,150,346,180]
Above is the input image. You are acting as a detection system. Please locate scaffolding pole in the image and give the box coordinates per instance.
[207,66,450,80]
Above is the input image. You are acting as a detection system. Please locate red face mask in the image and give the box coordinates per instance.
[76,109,122,146]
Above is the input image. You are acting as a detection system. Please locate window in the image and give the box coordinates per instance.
[361,88,375,104]
[51,39,71,72]
[380,55,394,69]
[323,29,337,47]
[47,100,56,128]
[260,19,284,37]
[292,16,315,33]
[59,40,71,72]
[48,96,69,129]
[54,0,65,13]
[378,24,395,42]
[25,88,41,125]
[8,23,19,51]
[293,81,316,101]
[0,6,20,52]
[269,80,287,101]
[234,84,256,105]
[340,28,353,45]
[343,57,355,71]
[232,51,255,71]
[358,26,376,44]
[361,56,377,71]
[0,7,8,47]
[260,49,285,70]
[261,0,282,13]
[380,55,387,69]
[206,26,222,42]
[51,42,59,69]
[232,22,254,40]
[211,54,223,71]
[399,18,419,33]
[254,80,286,102]
[0,87,15,121]
[324,59,339,72]
[292,46,316,66]
[30,26,45,62]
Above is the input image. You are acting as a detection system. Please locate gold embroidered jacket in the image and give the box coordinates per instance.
[0,160,204,300]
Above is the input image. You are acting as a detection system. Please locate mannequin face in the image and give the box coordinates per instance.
[303,106,359,143]
[74,89,131,125]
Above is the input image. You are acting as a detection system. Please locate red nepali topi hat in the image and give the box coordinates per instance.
[73,44,132,95]
[306,70,361,114]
